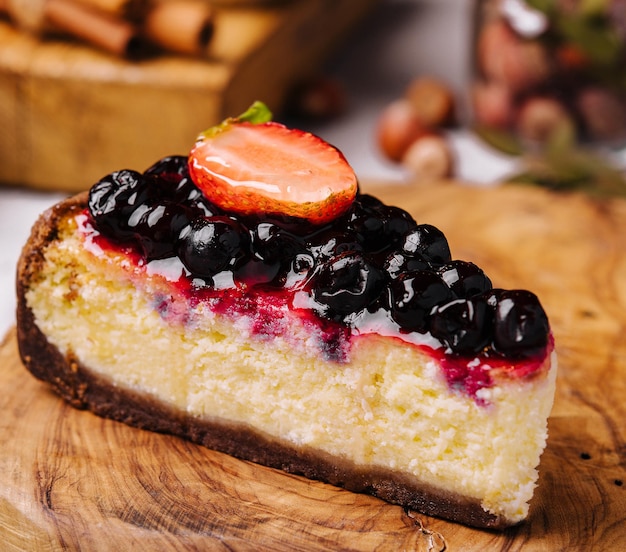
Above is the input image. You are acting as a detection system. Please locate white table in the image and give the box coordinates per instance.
[0,0,516,338]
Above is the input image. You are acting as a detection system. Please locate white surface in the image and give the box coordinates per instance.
[0,189,67,337]
[0,0,517,339]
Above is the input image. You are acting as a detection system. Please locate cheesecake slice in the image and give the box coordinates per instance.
[16,105,556,529]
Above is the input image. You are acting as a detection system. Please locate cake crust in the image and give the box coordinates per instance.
[16,194,512,529]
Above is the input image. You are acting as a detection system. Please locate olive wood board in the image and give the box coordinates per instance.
[1,182,625,551]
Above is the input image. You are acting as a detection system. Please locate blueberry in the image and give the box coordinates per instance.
[353,193,385,212]
[310,251,385,321]
[385,206,417,243]
[383,251,430,279]
[144,155,188,184]
[347,199,416,254]
[252,222,302,263]
[437,260,492,298]
[430,297,491,354]
[129,201,196,260]
[88,170,153,240]
[284,252,316,288]
[177,216,250,278]
[307,229,363,261]
[144,155,221,216]
[348,207,385,249]
[401,224,451,265]
[389,270,455,332]
[489,289,550,357]
[242,222,306,286]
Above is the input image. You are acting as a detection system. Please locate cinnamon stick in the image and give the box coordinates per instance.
[71,0,149,21]
[44,0,147,57]
[143,1,213,56]
[1,0,215,58]
[3,0,48,31]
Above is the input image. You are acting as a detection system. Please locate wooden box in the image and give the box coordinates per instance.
[0,0,377,192]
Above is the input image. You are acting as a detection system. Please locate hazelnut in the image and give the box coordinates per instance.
[376,99,428,162]
[402,134,454,183]
[404,76,455,128]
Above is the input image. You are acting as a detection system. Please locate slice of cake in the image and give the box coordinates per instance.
[16,103,556,530]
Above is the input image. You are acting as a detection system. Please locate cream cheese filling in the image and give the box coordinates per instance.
[25,223,557,523]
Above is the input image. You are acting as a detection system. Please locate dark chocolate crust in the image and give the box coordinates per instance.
[15,194,507,530]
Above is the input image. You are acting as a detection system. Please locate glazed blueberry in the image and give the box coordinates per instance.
[347,199,416,254]
[244,222,306,286]
[311,251,386,321]
[401,224,452,265]
[252,223,294,260]
[489,289,550,357]
[383,251,430,279]
[307,229,363,260]
[354,193,385,212]
[129,201,196,260]
[347,206,385,250]
[385,206,418,244]
[437,261,492,298]
[88,170,154,240]
[283,252,316,288]
[144,155,188,183]
[144,156,221,215]
[177,216,250,278]
[430,297,491,354]
[389,270,455,332]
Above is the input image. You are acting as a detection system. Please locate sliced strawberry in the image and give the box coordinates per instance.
[188,102,358,225]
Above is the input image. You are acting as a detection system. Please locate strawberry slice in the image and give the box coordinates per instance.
[188,102,358,225]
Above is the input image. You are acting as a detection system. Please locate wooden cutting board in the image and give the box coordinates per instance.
[1,182,625,550]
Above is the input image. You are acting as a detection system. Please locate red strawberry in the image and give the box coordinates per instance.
[188,102,358,225]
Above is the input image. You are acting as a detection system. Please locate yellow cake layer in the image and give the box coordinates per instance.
[25,214,557,524]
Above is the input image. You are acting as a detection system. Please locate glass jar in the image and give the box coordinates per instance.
[471,0,626,151]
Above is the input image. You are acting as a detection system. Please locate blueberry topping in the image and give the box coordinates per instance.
[389,270,455,332]
[144,155,220,215]
[437,260,492,298]
[243,222,306,286]
[490,289,550,357]
[252,222,302,264]
[346,197,417,254]
[431,297,491,354]
[86,157,551,361]
[144,155,189,183]
[177,216,250,278]
[401,224,452,265]
[131,201,197,260]
[383,251,430,279]
[88,170,152,241]
[307,229,363,260]
[310,251,385,321]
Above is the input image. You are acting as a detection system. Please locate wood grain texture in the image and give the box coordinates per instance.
[1,182,626,550]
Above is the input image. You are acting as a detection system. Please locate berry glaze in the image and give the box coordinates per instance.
[82,155,553,405]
